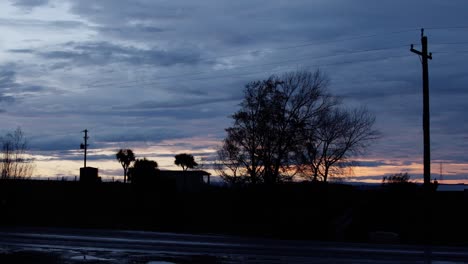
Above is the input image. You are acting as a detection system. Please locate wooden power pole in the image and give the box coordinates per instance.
[411,28,434,263]
[411,28,432,188]
[80,129,89,168]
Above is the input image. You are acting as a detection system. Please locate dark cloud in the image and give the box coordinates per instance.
[37,41,205,68]
[29,128,188,152]
[0,69,18,104]
[51,153,115,161]
[129,96,241,110]
[0,96,15,103]
[21,85,46,92]
[0,18,86,29]
[11,0,48,9]
[0,66,53,107]
[94,128,189,144]
[0,69,17,87]
[68,1,194,25]
[353,160,395,168]
[2,0,468,179]
[8,48,35,53]
[29,135,81,152]
[95,25,166,40]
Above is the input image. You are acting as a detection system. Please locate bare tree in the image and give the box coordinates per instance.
[218,70,336,184]
[298,107,379,182]
[219,69,379,185]
[216,135,252,185]
[0,127,34,179]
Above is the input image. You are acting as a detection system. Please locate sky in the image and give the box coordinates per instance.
[1,0,468,183]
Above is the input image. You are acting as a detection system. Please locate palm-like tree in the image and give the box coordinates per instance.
[174,153,198,171]
[116,149,135,183]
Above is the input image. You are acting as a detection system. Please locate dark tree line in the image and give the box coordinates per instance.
[116,150,198,183]
[217,70,379,184]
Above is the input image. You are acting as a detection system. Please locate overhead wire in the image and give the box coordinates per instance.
[425,26,468,30]
[86,44,410,89]
[83,26,468,90]
[89,53,413,91]
[85,28,421,87]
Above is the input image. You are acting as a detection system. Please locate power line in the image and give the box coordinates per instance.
[210,26,467,61]
[86,54,412,91]
[261,28,418,51]
[425,26,468,30]
[82,26,468,89]
[175,28,419,64]
[432,51,468,54]
[431,41,468,46]
[87,45,409,89]
[89,54,411,90]
[82,29,420,86]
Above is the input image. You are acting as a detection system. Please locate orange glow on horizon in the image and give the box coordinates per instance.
[27,139,468,185]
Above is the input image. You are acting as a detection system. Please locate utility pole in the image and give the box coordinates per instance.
[411,29,433,263]
[80,129,89,168]
[411,28,432,189]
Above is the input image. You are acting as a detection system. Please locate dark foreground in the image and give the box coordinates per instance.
[0,227,467,263]
[1,180,467,246]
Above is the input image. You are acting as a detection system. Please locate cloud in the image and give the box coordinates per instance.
[128,95,241,110]
[0,18,85,29]
[0,65,55,108]
[37,41,205,68]
[29,135,81,152]
[95,25,166,40]
[11,0,48,9]
[8,48,35,53]
[1,0,468,180]
[0,68,20,104]
[28,124,197,152]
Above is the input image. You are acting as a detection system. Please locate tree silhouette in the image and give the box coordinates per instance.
[0,127,34,179]
[382,172,411,185]
[174,153,198,171]
[127,158,159,185]
[297,107,379,182]
[116,149,135,183]
[218,70,336,184]
[218,70,378,184]
[381,172,419,192]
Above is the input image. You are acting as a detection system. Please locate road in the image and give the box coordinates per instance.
[0,227,467,263]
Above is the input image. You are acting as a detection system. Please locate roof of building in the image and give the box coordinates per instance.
[159,170,211,177]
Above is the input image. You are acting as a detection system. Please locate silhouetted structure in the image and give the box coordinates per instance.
[80,129,89,168]
[80,167,100,183]
[411,29,433,188]
[160,170,210,192]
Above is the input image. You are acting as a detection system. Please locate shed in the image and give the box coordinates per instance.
[159,170,210,192]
